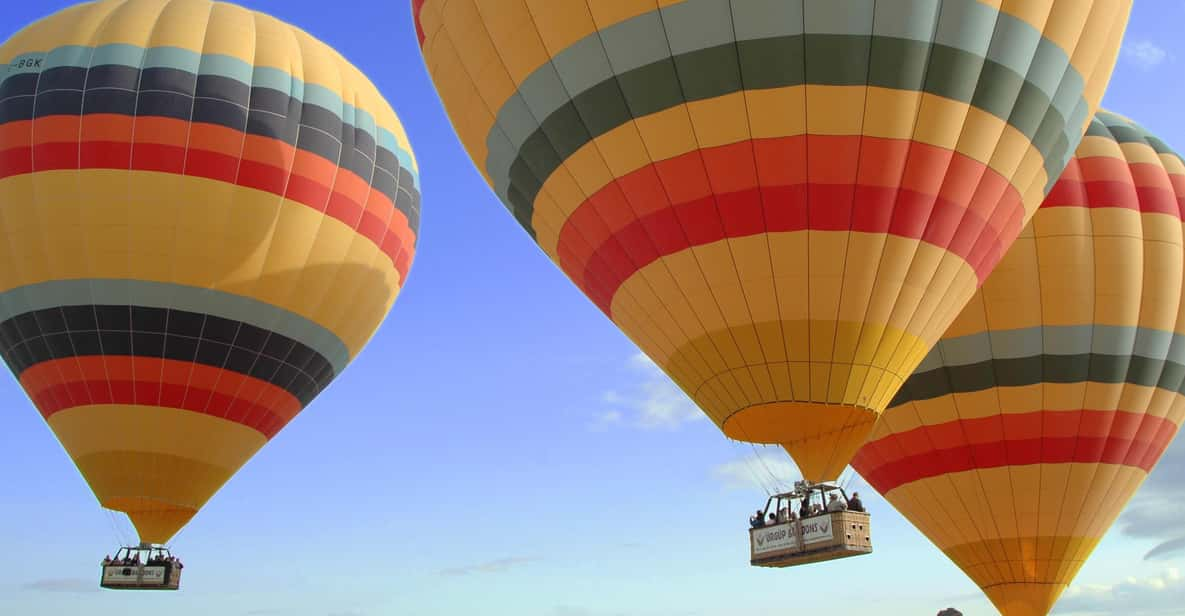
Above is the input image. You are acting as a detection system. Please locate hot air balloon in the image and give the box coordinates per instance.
[0,0,420,587]
[851,110,1185,616]
[413,0,1131,481]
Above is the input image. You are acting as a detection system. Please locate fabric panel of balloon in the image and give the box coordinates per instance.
[0,0,420,544]
[852,110,1185,616]
[414,0,1130,480]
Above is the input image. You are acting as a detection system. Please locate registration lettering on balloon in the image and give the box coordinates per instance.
[7,55,40,70]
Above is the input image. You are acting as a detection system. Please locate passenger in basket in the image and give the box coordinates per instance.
[750,509,765,528]
[777,506,789,523]
[848,492,865,512]
[826,493,847,512]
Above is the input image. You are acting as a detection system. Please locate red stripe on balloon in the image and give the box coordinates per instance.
[1050,158,1185,218]
[1,116,416,282]
[20,356,302,439]
[851,409,1179,493]
[412,0,427,46]
[555,136,1025,315]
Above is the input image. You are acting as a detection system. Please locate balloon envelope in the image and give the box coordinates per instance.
[0,0,420,543]
[852,110,1185,616]
[414,0,1130,480]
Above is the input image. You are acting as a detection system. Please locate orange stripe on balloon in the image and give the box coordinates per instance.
[19,356,302,439]
[0,116,415,280]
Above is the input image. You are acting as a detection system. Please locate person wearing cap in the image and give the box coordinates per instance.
[826,492,847,512]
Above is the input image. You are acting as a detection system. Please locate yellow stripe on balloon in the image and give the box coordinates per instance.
[48,404,266,474]
[874,383,1179,440]
[0,170,401,356]
[885,464,1148,615]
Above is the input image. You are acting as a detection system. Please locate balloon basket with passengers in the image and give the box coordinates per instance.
[100,544,184,591]
[748,481,871,568]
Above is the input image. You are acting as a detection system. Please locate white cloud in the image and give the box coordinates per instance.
[438,556,539,577]
[1054,568,1184,615]
[710,450,800,491]
[1122,40,1169,70]
[593,353,704,430]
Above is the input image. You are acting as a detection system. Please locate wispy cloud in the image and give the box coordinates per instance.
[21,578,98,593]
[1122,40,1169,70]
[439,556,539,577]
[710,450,800,491]
[592,353,704,430]
[1146,537,1185,562]
[1054,568,1184,615]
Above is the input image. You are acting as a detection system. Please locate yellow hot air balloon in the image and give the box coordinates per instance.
[0,0,420,549]
[851,110,1185,615]
[414,0,1130,480]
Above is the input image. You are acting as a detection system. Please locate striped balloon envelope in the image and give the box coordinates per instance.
[413,0,1130,481]
[0,0,420,544]
[851,110,1185,616]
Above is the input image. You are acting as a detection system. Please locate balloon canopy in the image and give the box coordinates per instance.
[852,110,1185,616]
[0,0,420,543]
[414,0,1130,480]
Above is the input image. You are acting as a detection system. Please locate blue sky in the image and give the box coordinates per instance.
[0,2,1183,615]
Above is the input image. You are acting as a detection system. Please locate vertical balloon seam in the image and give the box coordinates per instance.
[561,2,729,413]
[1055,116,1122,589]
[901,3,1018,577]
[1068,116,1183,582]
[655,4,775,431]
[840,2,946,458]
[1060,117,1172,588]
[203,6,274,535]
[522,1,749,425]
[816,5,878,480]
[861,0,984,452]
[891,5,1115,580]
